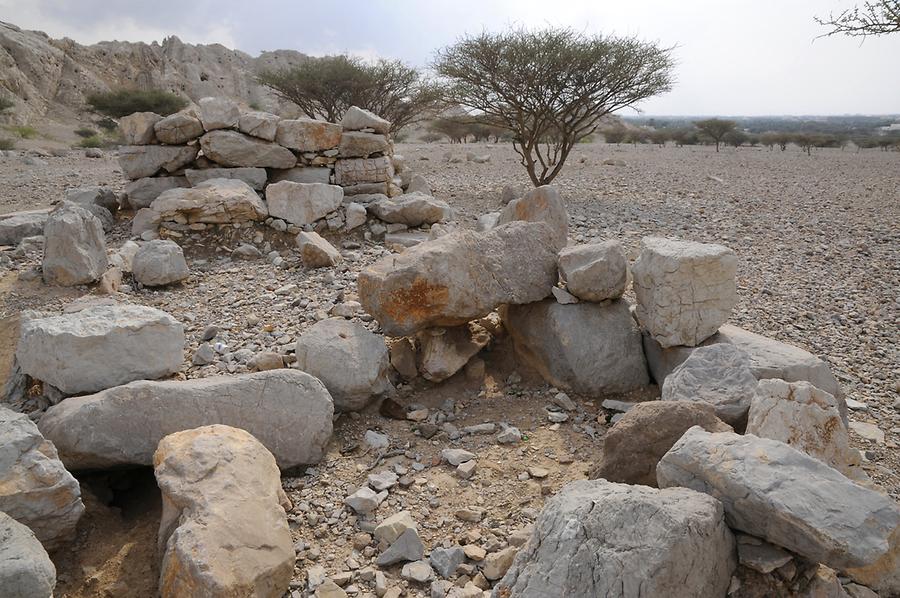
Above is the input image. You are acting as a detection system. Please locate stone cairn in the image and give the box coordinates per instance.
[0,107,897,597]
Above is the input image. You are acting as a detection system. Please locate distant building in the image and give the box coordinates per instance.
[878,123,900,134]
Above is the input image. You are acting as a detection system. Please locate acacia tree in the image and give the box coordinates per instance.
[258,55,445,132]
[816,1,900,36]
[694,118,737,152]
[434,28,674,186]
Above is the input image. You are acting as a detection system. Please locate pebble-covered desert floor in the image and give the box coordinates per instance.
[1,142,897,597]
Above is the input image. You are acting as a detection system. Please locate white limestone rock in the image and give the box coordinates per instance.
[132,239,189,286]
[151,178,268,224]
[265,181,343,225]
[41,202,107,286]
[558,240,628,301]
[0,512,56,598]
[198,96,240,131]
[497,185,568,251]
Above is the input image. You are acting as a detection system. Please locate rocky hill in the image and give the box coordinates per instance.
[0,21,307,125]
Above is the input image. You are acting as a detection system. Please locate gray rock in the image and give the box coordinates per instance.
[154,425,294,598]
[344,487,382,515]
[746,379,862,479]
[83,203,114,233]
[661,344,758,426]
[475,212,500,232]
[118,144,199,180]
[736,534,793,574]
[657,427,900,594]
[269,166,331,185]
[184,167,267,190]
[358,222,559,336]
[294,319,392,411]
[275,118,342,151]
[132,239,189,286]
[496,479,735,598]
[497,185,568,250]
[441,448,475,466]
[499,184,521,205]
[39,370,333,470]
[198,96,240,130]
[503,299,649,395]
[237,110,279,141]
[334,156,394,186]
[125,176,189,209]
[200,130,296,169]
[401,560,434,583]
[17,304,184,395]
[632,237,738,348]
[341,106,391,134]
[430,546,465,578]
[0,210,48,246]
[151,178,268,224]
[558,241,628,301]
[643,324,845,408]
[118,111,161,145]
[344,202,367,231]
[590,401,732,487]
[374,511,417,546]
[0,512,56,598]
[132,207,162,237]
[339,132,390,158]
[407,174,431,195]
[153,111,204,144]
[0,407,84,551]
[296,232,342,268]
[265,181,343,225]
[376,528,424,566]
[367,193,452,226]
[64,186,119,214]
[41,202,107,286]
[416,322,491,383]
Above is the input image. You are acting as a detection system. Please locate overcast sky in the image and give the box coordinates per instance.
[3,0,899,116]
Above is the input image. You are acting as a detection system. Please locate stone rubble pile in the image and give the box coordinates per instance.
[0,145,894,598]
[117,100,452,253]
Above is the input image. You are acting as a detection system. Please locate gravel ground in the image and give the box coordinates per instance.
[1,142,897,597]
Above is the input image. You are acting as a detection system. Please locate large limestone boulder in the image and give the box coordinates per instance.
[591,401,732,487]
[198,96,240,131]
[118,145,199,180]
[339,132,390,158]
[660,343,758,426]
[184,167,267,190]
[746,379,862,479]
[0,210,48,246]
[125,176,189,209]
[0,406,84,551]
[275,118,341,151]
[334,156,394,186]
[265,181,343,225]
[657,427,900,594]
[644,324,846,416]
[119,111,161,145]
[632,237,737,348]
[558,240,628,301]
[503,299,649,395]
[358,222,558,336]
[153,111,204,144]
[416,322,491,382]
[154,425,294,598]
[496,185,568,250]
[496,479,735,598]
[294,319,392,411]
[64,186,119,215]
[199,130,296,169]
[367,192,452,226]
[0,512,56,598]
[238,110,279,141]
[39,370,333,470]
[341,106,391,134]
[151,178,268,224]
[132,239,190,287]
[296,232,342,268]
[17,304,184,395]
[41,202,107,286]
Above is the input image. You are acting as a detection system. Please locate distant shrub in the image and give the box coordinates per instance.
[75,127,98,138]
[248,101,262,111]
[0,138,15,150]
[420,131,444,143]
[0,97,13,112]
[96,117,118,132]
[11,126,38,139]
[86,89,188,118]
[78,135,104,148]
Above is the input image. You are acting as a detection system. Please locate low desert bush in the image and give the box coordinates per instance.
[78,135,104,148]
[86,89,188,118]
[11,126,38,139]
[75,127,98,138]
[0,138,15,150]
